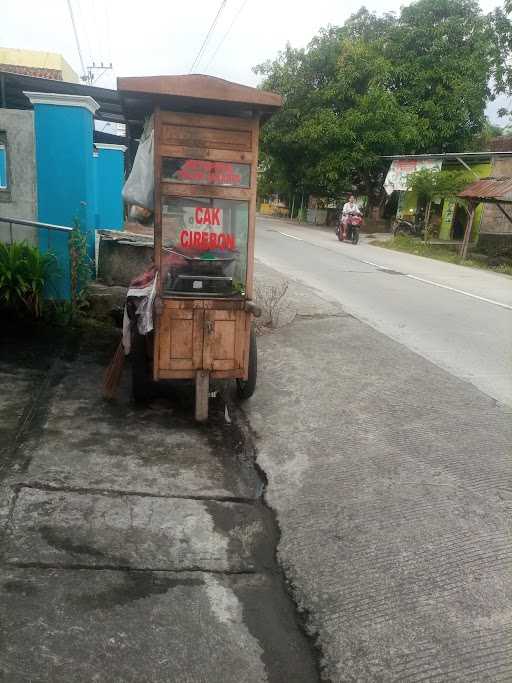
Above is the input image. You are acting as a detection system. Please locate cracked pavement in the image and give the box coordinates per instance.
[0,334,318,682]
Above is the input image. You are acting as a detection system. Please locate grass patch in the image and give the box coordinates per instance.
[493,262,512,276]
[373,235,512,276]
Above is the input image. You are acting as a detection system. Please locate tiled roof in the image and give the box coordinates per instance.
[0,63,62,80]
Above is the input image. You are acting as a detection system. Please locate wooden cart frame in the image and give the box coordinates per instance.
[118,75,282,420]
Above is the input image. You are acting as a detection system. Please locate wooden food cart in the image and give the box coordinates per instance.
[118,75,282,420]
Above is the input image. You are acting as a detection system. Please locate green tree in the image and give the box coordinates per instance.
[256,0,512,208]
[388,0,499,150]
[469,118,505,150]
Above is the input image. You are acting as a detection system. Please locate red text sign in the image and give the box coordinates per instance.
[180,230,236,251]
[163,158,250,188]
[194,207,222,227]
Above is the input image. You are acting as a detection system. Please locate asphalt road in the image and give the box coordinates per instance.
[255,216,512,408]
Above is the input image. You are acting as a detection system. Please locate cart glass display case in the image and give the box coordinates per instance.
[161,195,249,297]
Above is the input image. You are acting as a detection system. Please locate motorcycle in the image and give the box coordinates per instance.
[336,212,362,244]
[392,215,425,238]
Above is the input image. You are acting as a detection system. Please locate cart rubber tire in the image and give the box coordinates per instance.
[236,327,257,400]
[131,332,153,402]
[337,227,344,242]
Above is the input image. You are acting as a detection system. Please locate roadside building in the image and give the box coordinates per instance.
[0,47,79,83]
[0,69,126,297]
[382,148,512,253]
[259,194,289,218]
[478,137,512,255]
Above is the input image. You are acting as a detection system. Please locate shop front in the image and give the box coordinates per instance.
[383,154,492,241]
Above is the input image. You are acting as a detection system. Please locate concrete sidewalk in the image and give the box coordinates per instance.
[247,261,512,681]
[0,335,317,682]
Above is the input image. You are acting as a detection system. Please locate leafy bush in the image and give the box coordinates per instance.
[0,242,58,317]
[69,225,93,318]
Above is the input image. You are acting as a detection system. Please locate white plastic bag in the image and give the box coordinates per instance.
[122,115,154,210]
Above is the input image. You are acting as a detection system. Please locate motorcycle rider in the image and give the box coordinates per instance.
[341,195,362,240]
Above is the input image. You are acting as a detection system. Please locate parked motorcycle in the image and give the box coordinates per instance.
[392,215,425,238]
[336,212,362,244]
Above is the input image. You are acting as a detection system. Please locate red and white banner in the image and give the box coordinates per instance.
[384,159,443,195]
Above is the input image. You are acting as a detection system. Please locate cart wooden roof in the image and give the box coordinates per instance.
[117,74,282,125]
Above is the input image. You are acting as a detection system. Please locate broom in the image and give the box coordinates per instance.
[103,340,125,399]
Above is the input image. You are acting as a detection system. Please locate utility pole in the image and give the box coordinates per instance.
[84,62,113,85]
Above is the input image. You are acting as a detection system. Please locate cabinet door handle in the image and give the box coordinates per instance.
[205,320,214,335]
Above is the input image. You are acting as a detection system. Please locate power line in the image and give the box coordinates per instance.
[100,0,116,89]
[77,0,94,70]
[189,0,228,73]
[93,0,105,64]
[204,0,249,71]
[66,0,86,80]
[105,1,114,73]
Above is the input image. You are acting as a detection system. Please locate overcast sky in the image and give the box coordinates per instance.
[2,0,509,123]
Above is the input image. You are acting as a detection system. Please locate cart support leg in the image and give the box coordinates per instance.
[195,370,209,422]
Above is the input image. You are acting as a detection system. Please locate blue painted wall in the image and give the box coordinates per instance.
[92,151,100,231]
[95,146,125,230]
[0,145,7,188]
[33,102,95,298]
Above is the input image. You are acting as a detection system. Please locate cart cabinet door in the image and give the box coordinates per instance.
[203,310,247,371]
[158,308,204,372]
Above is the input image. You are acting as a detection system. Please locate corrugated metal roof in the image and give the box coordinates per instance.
[488,136,512,153]
[459,177,512,202]
[381,152,512,160]
[0,70,123,123]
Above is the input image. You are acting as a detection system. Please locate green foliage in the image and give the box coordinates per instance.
[0,242,58,318]
[69,221,93,320]
[406,168,473,241]
[297,207,307,222]
[406,169,473,200]
[256,0,512,203]
[469,118,506,150]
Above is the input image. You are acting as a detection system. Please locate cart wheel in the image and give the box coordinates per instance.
[236,327,257,400]
[131,331,153,402]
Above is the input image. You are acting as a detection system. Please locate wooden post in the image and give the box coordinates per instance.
[423,199,432,243]
[290,194,295,220]
[195,370,209,422]
[299,192,304,222]
[245,114,260,300]
[459,201,475,260]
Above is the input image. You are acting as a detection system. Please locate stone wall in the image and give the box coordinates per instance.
[477,156,512,255]
[0,109,37,245]
[97,230,154,286]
